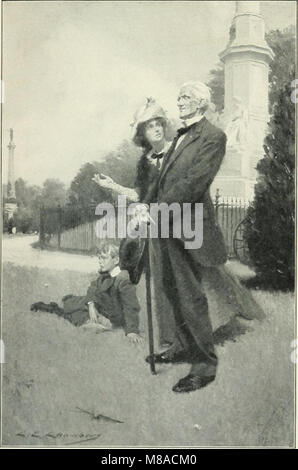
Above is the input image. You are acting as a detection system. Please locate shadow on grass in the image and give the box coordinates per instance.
[240,275,294,293]
[213,317,254,347]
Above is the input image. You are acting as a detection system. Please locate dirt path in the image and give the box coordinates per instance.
[2,235,98,273]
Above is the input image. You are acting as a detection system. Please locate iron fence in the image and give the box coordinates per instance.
[40,191,249,259]
[214,189,249,258]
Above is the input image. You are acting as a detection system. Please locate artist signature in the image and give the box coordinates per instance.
[16,432,101,445]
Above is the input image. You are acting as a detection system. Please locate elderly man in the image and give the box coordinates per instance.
[148,81,227,393]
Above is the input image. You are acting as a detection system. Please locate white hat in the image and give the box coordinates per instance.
[130,97,167,143]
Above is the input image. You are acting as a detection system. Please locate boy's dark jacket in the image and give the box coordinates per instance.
[62,270,140,334]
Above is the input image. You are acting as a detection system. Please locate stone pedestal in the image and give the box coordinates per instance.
[212,1,273,200]
[4,202,18,220]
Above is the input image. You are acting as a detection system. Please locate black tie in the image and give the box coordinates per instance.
[177,123,196,137]
[151,152,164,170]
[100,271,111,280]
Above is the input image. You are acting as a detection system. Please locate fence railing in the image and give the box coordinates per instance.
[47,220,102,252]
[214,189,249,258]
[40,190,249,258]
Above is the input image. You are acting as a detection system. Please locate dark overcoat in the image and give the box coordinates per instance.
[157,116,227,267]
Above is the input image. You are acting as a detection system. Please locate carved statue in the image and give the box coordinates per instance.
[225,97,248,150]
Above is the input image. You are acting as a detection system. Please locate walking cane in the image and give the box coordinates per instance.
[144,232,156,375]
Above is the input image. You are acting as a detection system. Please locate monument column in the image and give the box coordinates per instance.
[7,128,16,198]
[215,1,273,200]
[5,128,18,220]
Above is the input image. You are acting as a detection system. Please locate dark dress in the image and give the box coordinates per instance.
[135,150,176,346]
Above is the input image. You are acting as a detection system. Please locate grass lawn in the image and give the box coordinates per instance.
[1,261,295,447]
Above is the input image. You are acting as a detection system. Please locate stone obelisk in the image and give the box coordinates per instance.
[213,1,274,200]
[5,128,18,219]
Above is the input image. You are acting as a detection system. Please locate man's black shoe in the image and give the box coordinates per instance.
[172,374,215,393]
[31,301,51,312]
[145,350,188,364]
[31,301,64,315]
[49,302,65,314]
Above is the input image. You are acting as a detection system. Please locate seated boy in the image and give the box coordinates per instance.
[31,244,143,344]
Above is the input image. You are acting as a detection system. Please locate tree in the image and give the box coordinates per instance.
[6,178,67,233]
[69,162,112,207]
[100,139,141,189]
[3,210,9,233]
[266,26,295,113]
[64,140,141,231]
[206,63,225,113]
[40,178,67,208]
[243,78,295,290]
[4,178,42,233]
[14,206,36,233]
[69,139,141,207]
[15,178,41,206]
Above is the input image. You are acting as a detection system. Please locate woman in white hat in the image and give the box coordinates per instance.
[93,97,176,347]
[93,97,173,203]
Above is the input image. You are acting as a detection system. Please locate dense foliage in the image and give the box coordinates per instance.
[243,78,295,290]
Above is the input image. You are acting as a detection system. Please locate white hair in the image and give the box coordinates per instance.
[180,81,211,111]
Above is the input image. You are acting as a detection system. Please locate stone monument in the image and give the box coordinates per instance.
[212,1,274,200]
[4,128,18,220]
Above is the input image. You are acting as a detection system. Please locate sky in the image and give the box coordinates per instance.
[2,0,296,186]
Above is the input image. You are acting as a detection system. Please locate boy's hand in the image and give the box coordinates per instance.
[88,302,99,323]
[126,333,144,344]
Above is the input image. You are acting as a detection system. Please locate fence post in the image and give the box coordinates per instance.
[57,204,62,249]
[214,188,220,220]
[39,205,45,249]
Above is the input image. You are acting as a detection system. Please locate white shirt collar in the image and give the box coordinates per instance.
[182,114,204,128]
[109,266,121,278]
